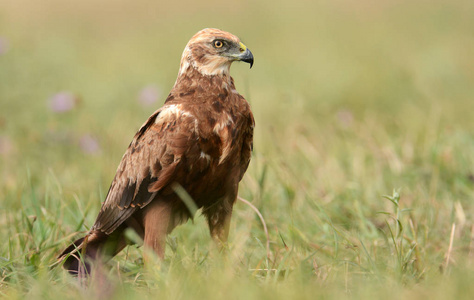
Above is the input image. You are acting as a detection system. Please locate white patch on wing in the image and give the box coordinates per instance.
[155,104,195,124]
[155,104,181,124]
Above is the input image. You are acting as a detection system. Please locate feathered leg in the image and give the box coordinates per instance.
[205,198,235,250]
[141,200,174,260]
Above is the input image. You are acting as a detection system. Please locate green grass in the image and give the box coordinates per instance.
[1,0,474,299]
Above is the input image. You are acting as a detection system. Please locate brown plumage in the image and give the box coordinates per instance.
[58,28,255,275]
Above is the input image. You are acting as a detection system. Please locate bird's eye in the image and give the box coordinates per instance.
[213,40,224,48]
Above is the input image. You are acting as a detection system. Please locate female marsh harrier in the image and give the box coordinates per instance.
[58,28,254,275]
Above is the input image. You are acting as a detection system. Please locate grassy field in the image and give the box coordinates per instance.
[1,0,474,299]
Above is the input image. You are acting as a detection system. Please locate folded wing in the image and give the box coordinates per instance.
[92,104,199,234]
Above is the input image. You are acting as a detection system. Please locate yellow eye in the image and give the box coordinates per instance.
[214,40,224,48]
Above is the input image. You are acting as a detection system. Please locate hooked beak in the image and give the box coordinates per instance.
[239,48,254,68]
[237,42,254,68]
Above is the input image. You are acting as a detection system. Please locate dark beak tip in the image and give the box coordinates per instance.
[240,48,254,69]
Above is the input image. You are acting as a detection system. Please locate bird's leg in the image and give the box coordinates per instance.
[206,201,235,251]
[141,201,173,261]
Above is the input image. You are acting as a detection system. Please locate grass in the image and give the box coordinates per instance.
[1,0,474,299]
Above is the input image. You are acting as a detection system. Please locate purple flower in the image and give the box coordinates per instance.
[48,92,78,113]
[79,134,101,155]
[138,85,162,107]
[0,37,8,55]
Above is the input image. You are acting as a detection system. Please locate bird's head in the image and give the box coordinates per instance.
[179,28,254,76]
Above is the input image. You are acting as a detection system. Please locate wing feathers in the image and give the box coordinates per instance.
[134,174,156,207]
[149,161,179,194]
[119,181,136,209]
[92,105,197,233]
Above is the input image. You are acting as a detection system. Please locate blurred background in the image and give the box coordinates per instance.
[2,0,474,209]
[2,0,473,191]
[1,0,474,298]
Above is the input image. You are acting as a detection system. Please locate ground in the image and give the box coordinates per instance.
[1,0,474,299]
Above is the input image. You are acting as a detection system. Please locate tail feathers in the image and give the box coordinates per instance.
[58,230,127,276]
[58,235,98,276]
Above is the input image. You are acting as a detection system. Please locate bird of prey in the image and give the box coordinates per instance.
[58,28,255,275]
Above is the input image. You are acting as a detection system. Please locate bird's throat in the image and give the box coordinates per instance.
[175,62,233,91]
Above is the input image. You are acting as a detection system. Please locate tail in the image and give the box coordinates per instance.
[57,230,126,276]
[57,233,102,276]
